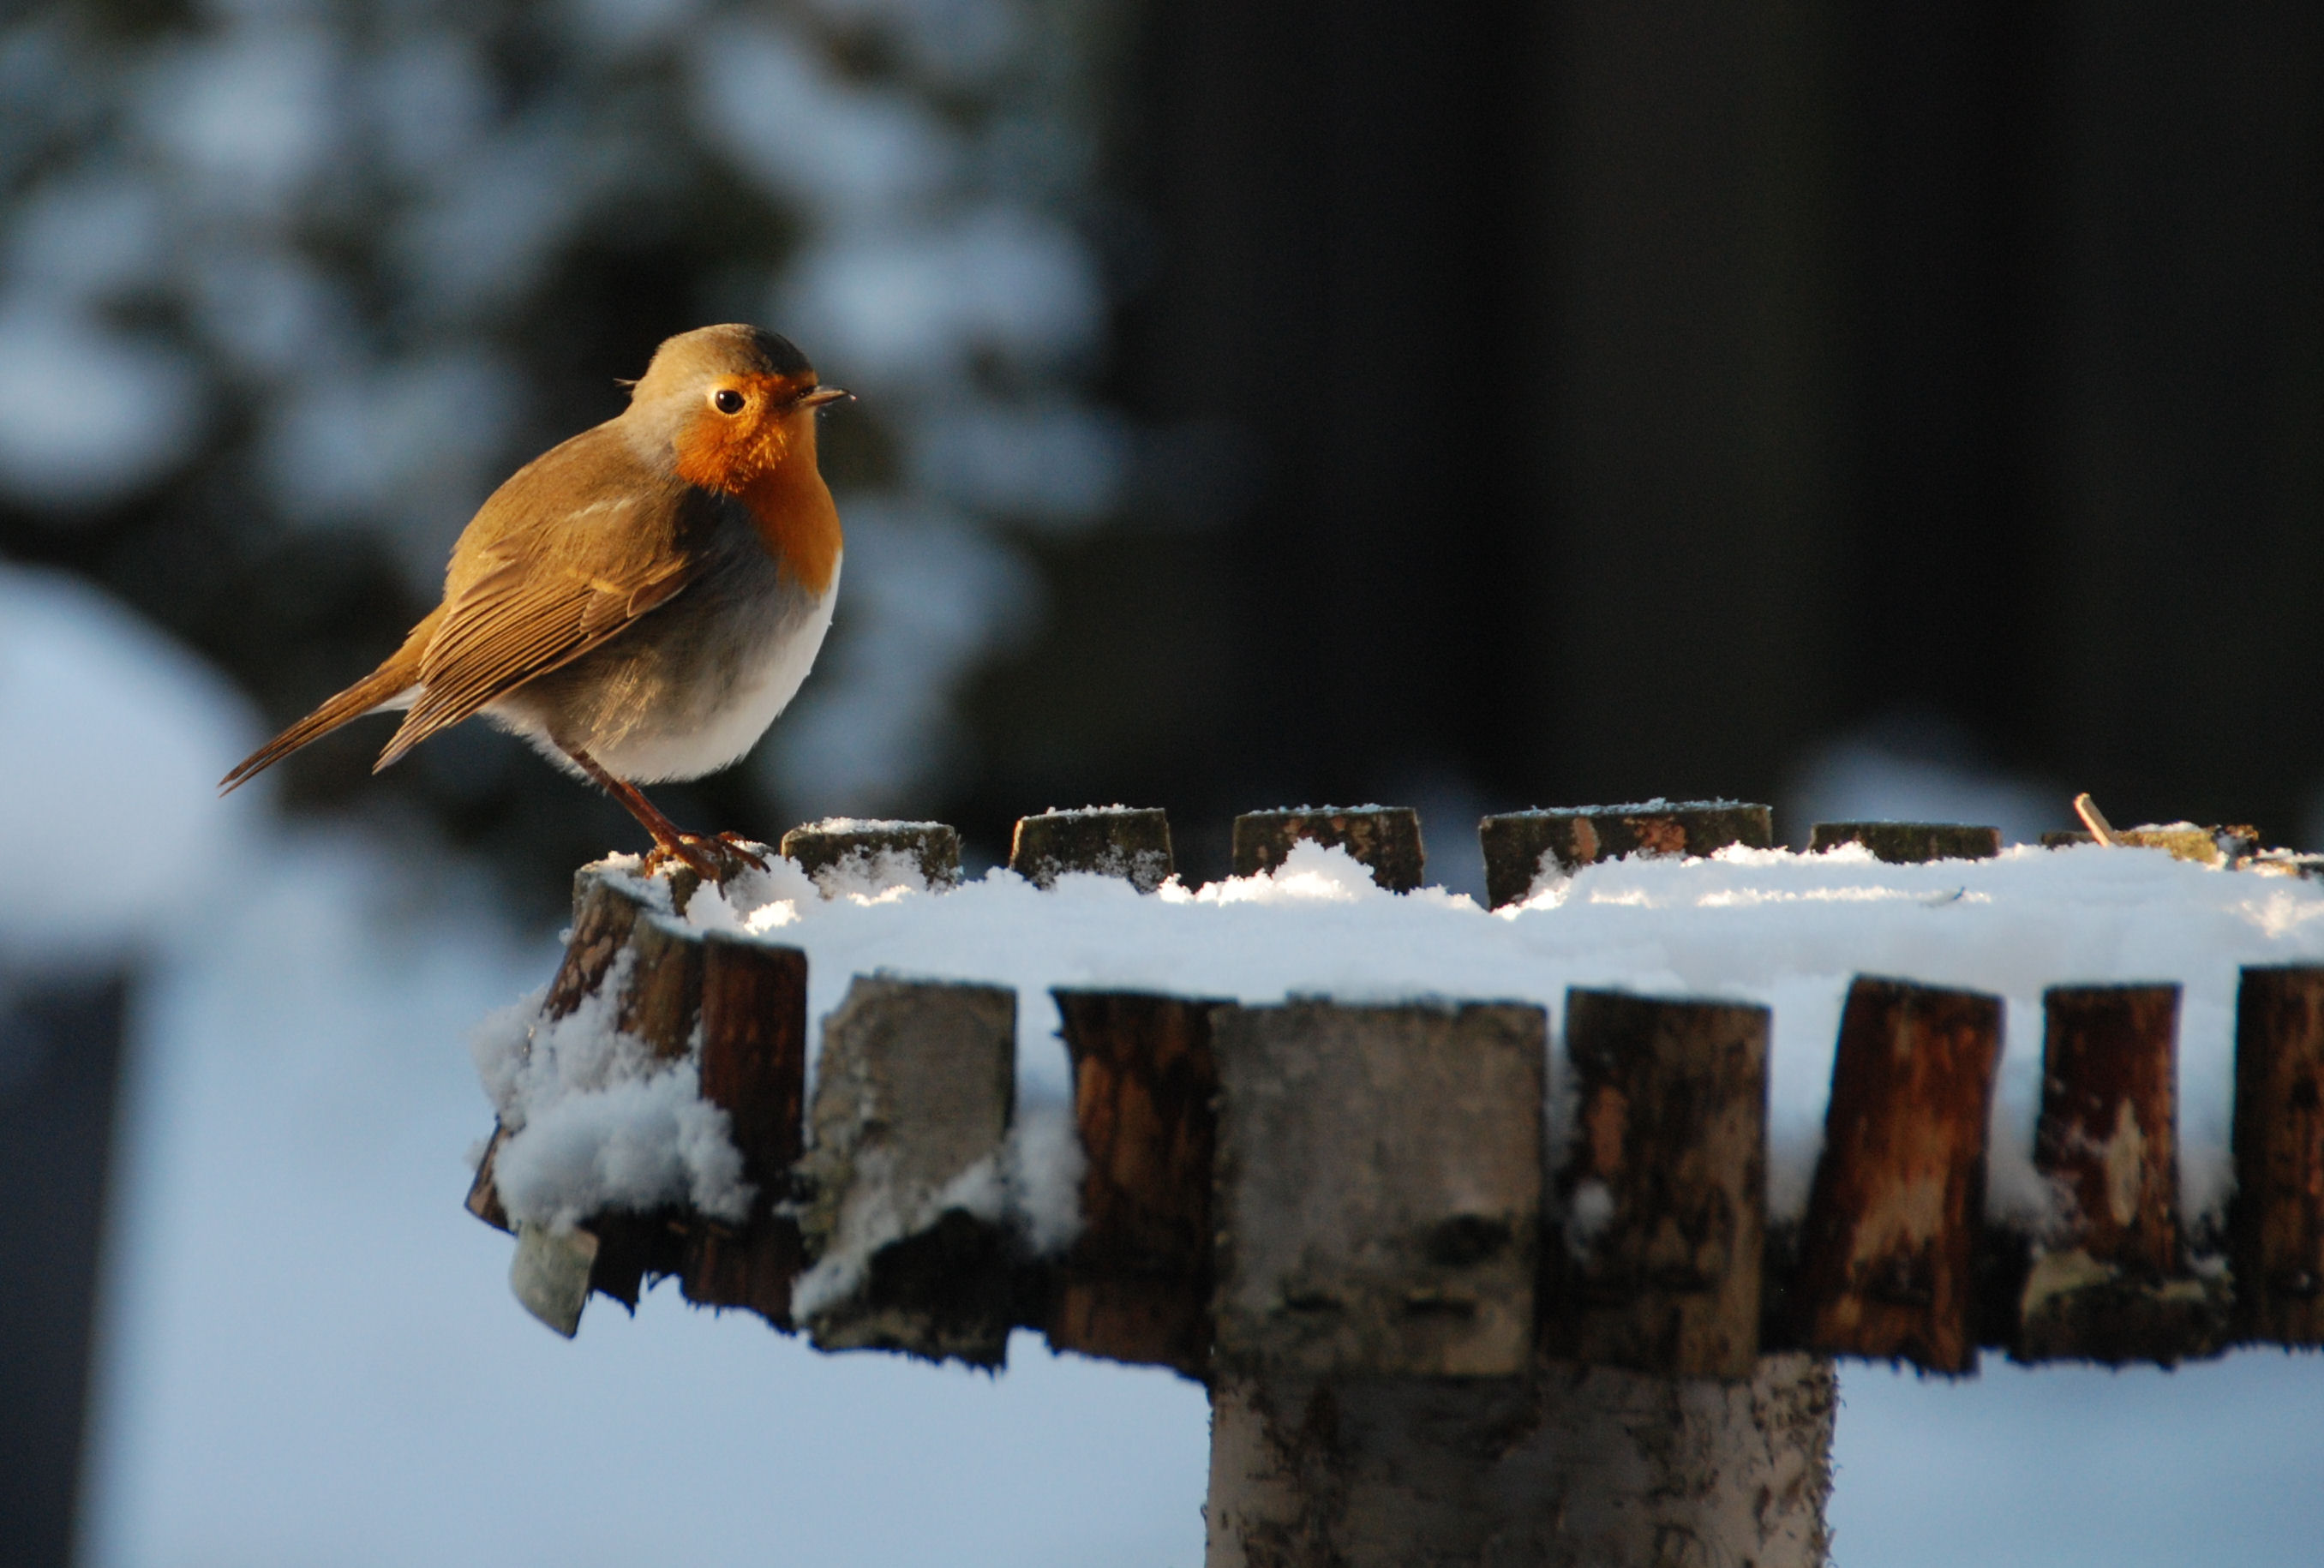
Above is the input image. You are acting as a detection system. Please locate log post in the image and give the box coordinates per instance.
[794,975,1019,1365]
[680,933,810,1326]
[1807,822,2003,863]
[1010,806,1176,891]
[1048,990,1224,1375]
[1210,1000,1543,1379]
[1547,990,1769,1378]
[2016,984,2224,1362]
[780,818,962,893]
[1207,1356,1834,1568]
[1231,806,1426,891]
[476,869,704,1324]
[1201,999,1829,1566]
[1788,977,2001,1373]
[1478,800,1773,909]
[2231,966,2324,1345]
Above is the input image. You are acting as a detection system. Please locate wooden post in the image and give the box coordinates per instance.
[680,933,810,1326]
[1788,977,2001,1373]
[780,818,961,892]
[2232,966,2324,1345]
[476,870,703,1320]
[1047,990,1224,1375]
[1010,806,1176,891]
[1211,1000,1543,1379]
[1547,990,1769,1378]
[1478,801,1773,909]
[2015,984,2224,1362]
[1231,806,1426,891]
[795,975,1018,1365]
[469,866,806,1332]
[1808,822,2003,863]
[1207,1356,1834,1568]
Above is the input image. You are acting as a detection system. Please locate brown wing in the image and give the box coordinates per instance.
[375,431,703,769]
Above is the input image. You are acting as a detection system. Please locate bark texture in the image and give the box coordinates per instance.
[797,975,1018,1364]
[1206,1356,1835,1568]
[1789,977,1999,1372]
[1213,1001,1543,1379]
[1548,990,1768,1377]
[2232,966,2324,1345]
[2018,983,2224,1363]
[680,932,809,1324]
[1051,990,1223,1374]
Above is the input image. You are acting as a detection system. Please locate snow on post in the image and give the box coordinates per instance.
[450,803,2324,1565]
[779,818,961,895]
[1545,990,1770,1378]
[1230,806,1425,892]
[465,865,803,1336]
[2231,966,2324,1346]
[1476,799,1774,909]
[1047,990,1225,1377]
[1009,805,1175,891]
[1788,978,2001,1373]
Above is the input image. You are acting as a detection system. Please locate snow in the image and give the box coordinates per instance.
[474,971,753,1232]
[669,834,2324,1236]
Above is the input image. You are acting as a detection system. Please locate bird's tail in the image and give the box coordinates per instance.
[218,609,441,793]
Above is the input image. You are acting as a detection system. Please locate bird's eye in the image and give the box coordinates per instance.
[711,388,746,416]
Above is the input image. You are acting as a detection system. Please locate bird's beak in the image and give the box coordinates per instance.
[798,387,853,409]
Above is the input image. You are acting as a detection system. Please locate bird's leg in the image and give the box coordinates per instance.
[560,745,768,880]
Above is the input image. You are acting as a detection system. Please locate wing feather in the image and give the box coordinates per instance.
[374,436,704,769]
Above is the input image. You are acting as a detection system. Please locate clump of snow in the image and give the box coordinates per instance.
[473,954,752,1232]
[1005,1096,1087,1256]
[669,837,2324,1238]
[812,848,943,901]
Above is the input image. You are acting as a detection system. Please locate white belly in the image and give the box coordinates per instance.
[590,574,838,784]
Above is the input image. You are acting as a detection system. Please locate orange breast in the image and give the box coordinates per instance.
[673,381,843,597]
[737,460,842,598]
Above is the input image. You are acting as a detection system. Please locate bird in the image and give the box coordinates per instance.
[220,323,849,882]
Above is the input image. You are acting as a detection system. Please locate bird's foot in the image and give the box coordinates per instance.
[644,832,770,883]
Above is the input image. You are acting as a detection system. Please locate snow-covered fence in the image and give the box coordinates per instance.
[463,800,2324,1566]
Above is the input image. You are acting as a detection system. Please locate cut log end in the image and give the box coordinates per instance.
[1010,806,1176,892]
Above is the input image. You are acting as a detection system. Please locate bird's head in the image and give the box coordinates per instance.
[626,323,851,494]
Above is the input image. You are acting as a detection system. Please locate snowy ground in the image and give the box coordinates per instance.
[10,561,2323,1566]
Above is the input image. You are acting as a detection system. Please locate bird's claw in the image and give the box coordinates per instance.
[644,832,768,883]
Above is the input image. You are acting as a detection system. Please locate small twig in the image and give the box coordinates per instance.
[2073,793,2117,847]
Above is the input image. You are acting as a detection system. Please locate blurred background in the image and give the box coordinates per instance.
[3,1,2321,1565]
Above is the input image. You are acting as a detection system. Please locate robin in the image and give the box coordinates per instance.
[220,323,849,881]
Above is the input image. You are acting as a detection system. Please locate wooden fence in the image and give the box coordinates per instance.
[462,800,2324,1566]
